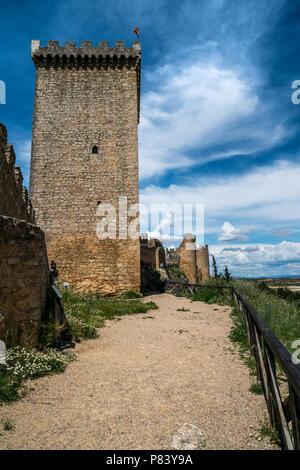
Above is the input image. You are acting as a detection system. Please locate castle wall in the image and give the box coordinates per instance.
[0,123,34,223]
[156,246,166,268]
[30,41,141,295]
[140,237,166,271]
[196,245,210,282]
[140,244,156,268]
[0,216,49,346]
[177,234,197,284]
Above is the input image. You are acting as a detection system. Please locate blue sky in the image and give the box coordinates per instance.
[1,0,300,277]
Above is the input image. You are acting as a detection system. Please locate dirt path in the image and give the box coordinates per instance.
[0,294,275,450]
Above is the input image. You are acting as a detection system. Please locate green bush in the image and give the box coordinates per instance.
[118,290,142,299]
[0,369,24,403]
[67,316,98,340]
[0,348,76,404]
[5,347,76,379]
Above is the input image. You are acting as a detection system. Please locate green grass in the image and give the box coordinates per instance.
[167,266,189,283]
[169,278,233,306]
[118,290,142,299]
[259,419,281,445]
[233,279,300,352]
[0,369,24,403]
[170,277,300,352]
[61,286,158,341]
[250,382,264,395]
[2,419,14,431]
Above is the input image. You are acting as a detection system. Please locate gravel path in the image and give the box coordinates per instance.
[0,294,276,450]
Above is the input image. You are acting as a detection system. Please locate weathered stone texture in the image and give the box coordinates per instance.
[0,123,35,223]
[172,235,210,283]
[46,235,140,296]
[0,216,49,346]
[197,245,210,281]
[140,236,166,270]
[30,41,141,294]
[177,234,198,284]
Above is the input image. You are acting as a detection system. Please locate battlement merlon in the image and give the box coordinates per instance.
[31,40,141,64]
[31,40,141,122]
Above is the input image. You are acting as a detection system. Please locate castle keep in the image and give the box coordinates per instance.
[30,40,141,295]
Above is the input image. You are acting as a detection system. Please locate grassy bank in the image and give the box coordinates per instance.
[233,279,300,351]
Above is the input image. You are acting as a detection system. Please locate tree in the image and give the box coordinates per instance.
[211,255,219,279]
[223,265,231,282]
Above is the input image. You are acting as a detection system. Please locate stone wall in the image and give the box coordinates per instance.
[0,123,34,222]
[166,248,180,266]
[140,236,166,270]
[0,216,49,346]
[177,234,198,284]
[46,235,139,296]
[168,236,210,283]
[197,245,210,281]
[30,40,141,295]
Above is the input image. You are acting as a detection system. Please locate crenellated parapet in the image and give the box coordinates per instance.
[31,40,141,64]
[31,40,141,67]
[0,122,35,223]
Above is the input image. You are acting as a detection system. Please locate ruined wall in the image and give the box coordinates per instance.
[0,216,49,346]
[0,123,34,222]
[166,248,180,266]
[177,234,197,284]
[140,244,156,268]
[30,40,141,295]
[196,245,210,282]
[140,236,166,270]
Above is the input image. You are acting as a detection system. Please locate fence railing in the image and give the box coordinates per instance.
[165,280,300,450]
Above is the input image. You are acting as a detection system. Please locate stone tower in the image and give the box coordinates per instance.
[30,40,141,295]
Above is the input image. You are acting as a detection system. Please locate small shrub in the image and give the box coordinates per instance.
[118,290,142,299]
[2,419,14,431]
[250,382,263,395]
[259,420,281,445]
[189,286,232,306]
[67,316,98,340]
[0,369,24,403]
[5,347,76,379]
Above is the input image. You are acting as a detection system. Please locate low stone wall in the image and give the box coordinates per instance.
[0,216,49,346]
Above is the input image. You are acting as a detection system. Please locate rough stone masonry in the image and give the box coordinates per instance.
[0,123,49,346]
[30,40,141,295]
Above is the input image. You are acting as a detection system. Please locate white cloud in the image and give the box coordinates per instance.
[218,221,249,242]
[210,242,300,277]
[140,159,300,229]
[139,53,291,180]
